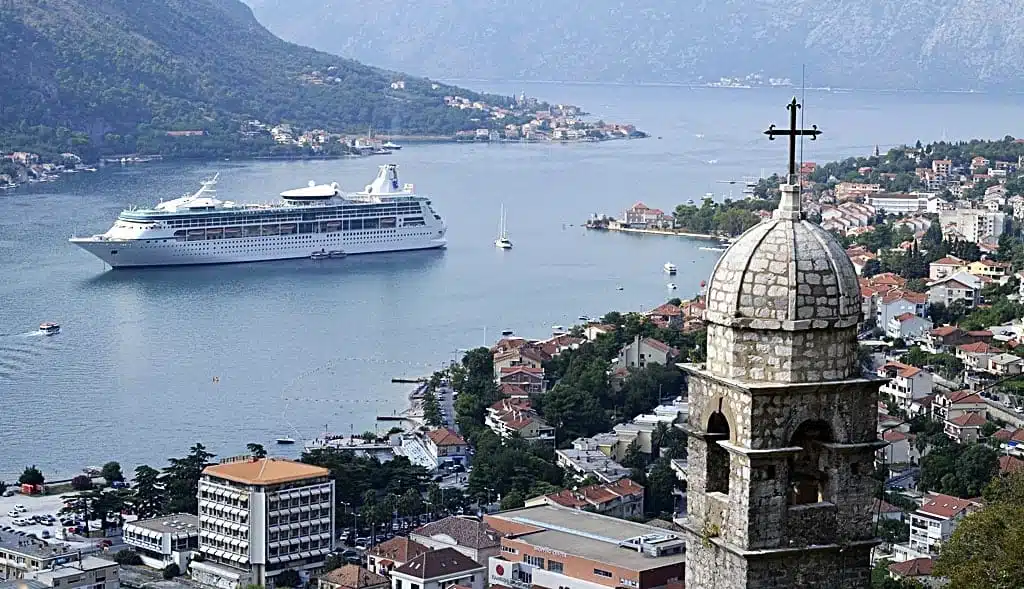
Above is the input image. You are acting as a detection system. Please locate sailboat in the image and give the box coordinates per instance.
[495,205,513,249]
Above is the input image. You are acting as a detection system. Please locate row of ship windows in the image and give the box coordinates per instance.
[157,209,427,227]
[171,219,426,239]
[124,233,438,250]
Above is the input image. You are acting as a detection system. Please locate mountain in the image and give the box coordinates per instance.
[0,0,507,159]
[242,0,1024,91]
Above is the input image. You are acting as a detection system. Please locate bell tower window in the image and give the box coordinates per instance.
[706,409,731,495]
[788,420,833,505]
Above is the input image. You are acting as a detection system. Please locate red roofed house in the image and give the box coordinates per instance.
[944,412,988,444]
[617,335,680,370]
[583,323,616,341]
[923,326,990,354]
[895,493,981,560]
[647,302,683,329]
[932,389,987,421]
[424,428,470,467]
[498,366,546,394]
[524,478,645,518]
[492,345,548,380]
[886,311,932,340]
[928,255,966,280]
[956,341,998,370]
[876,289,928,328]
[887,558,936,586]
[877,429,920,465]
[366,537,430,577]
[623,202,672,229]
[877,362,933,411]
[485,398,555,443]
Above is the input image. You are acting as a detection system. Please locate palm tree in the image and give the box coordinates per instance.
[246,443,268,459]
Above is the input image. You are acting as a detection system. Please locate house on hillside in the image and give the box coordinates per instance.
[424,428,469,467]
[877,362,933,410]
[894,493,981,561]
[498,366,545,393]
[886,312,932,340]
[945,412,987,444]
[928,256,966,280]
[616,336,679,369]
[622,202,673,229]
[647,302,683,329]
[927,273,982,308]
[876,290,928,329]
[524,478,644,518]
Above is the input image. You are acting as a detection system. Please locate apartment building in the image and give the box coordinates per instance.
[0,537,84,579]
[877,362,933,410]
[20,557,119,589]
[938,209,1006,243]
[894,494,979,561]
[524,479,644,519]
[191,457,334,589]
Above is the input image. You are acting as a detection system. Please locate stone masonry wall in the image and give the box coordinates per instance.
[684,540,873,589]
[705,323,860,383]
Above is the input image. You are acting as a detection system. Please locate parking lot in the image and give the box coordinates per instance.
[0,491,98,551]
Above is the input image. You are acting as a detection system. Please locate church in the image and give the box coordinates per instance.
[679,100,883,588]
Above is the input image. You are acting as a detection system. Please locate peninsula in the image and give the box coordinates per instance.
[0,0,645,183]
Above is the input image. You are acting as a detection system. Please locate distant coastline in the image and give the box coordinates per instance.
[585,223,722,241]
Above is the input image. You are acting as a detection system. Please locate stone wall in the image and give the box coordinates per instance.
[705,323,860,384]
[683,539,874,589]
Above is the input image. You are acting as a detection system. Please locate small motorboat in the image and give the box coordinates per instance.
[310,251,329,260]
[664,262,678,274]
[39,322,60,336]
[382,141,403,150]
[667,283,678,290]
[577,315,590,322]
[616,286,624,291]
[501,329,514,336]
[276,437,296,445]
[700,246,727,252]
[551,325,566,332]
[328,250,347,259]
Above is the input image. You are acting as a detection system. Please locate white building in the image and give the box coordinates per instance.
[191,457,335,589]
[22,557,119,589]
[866,193,929,214]
[876,291,928,330]
[877,362,933,410]
[895,494,979,561]
[938,209,1006,243]
[886,312,932,340]
[390,548,485,589]
[123,513,199,570]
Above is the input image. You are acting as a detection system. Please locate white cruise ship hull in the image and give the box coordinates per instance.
[71,232,446,268]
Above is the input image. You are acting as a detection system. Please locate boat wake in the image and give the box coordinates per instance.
[0,338,47,380]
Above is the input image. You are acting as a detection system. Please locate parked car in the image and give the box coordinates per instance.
[41,530,51,539]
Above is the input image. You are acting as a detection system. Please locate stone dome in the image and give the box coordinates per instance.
[704,214,861,332]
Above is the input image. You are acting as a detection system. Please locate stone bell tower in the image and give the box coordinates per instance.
[679,99,883,589]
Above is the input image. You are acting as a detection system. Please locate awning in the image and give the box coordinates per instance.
[299,490,311,497]
[299,551,312,559]
[269,556,283,565]
[229,523,242,531]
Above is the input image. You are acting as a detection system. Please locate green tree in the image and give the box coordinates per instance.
[112,550,144,566]
[101,461,124,484]
[862,259,882,277]
[162,564,180,579]
[645,457,679,517]
[246,443,268,459]
[500,491,525,510]
[132,465,165,517]
[934,471,1024,588]
[19,465,44,486]
[422,389,443,427]
[919,443,998,497]
[164,443,215,514]
[323,554,344,571]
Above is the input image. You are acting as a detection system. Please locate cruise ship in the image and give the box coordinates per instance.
[70,164,446,268]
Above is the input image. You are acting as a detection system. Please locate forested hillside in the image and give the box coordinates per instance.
[0,0,506,159]
[244,0,1024,92]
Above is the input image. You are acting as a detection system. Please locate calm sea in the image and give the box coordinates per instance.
[1,84,1022,480]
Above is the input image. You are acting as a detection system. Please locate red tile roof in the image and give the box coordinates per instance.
[427,428,466,447]
[959,342,996,354]
[882,430,908,443]
[888,558,934,578]
[649,303,683,317]
[949,390,984,404]
[919,494,975,519]
[894,312,918,322]
[966,330,993,337]
[873,498,904,514]
[881,361,922,378]
[993,428,1014,441]
[499,366,544,376]
[537,478,644,510]
[881,290,927,305]
[368,537,430,563]
[498,383,528,396]
[948,413,987,428]
[642,337,680,356]
[491,397,532,412]
[999,455,1024,474]
[932,256,964,266]
[930,325,959,337]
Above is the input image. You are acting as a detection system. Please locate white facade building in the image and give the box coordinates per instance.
[24,557,119,589]
[123,514,199,570]
[191,457,334,589]
[938,209,1006,243]
[877,362,933,410]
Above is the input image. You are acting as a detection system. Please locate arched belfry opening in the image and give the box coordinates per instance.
[706,405,731,495]
[787,420,833,505]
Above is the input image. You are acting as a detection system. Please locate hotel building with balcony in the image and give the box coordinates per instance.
[191,457,335,589]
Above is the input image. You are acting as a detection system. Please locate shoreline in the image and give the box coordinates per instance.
[586,224,724,241]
